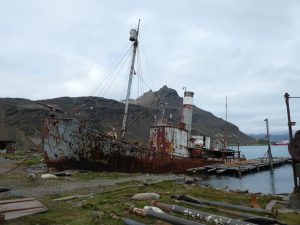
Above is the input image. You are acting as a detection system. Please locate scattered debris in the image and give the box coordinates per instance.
[0,187,9,193]
[249,195,261,209]
[265,200,278,211]
[27,173,36,181]
[181,201,285,225]
[129,205,203,225]
[54,172,72,177]
[0,214,4,224]
[26,164,48,174]
[184,177,198,184]
[131,192,160,201]
[41,174,58,179]
[152,201,256,225]
[122,217,146,225]
[172,195,269,214]
[243,217,286,225]
[53,193,94,201]
[90,210,103,222]
[0,198,47,221]
[143,206,164,214]
[110,212,119,219]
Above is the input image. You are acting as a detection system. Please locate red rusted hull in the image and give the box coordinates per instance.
[45,156,217,174]
[43,118,231,173]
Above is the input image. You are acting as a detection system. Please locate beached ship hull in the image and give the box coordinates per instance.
[42,24,238,173]
[42,117,222,173]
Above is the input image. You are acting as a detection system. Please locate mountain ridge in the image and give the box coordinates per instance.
[0,86,255,151]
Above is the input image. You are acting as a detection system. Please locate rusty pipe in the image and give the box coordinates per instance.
[129,206,204,225]
[183,201,285,225]
[182,201,259,218]
[122,218,146,225]
[175,195,269,214]
[152,201,256,225]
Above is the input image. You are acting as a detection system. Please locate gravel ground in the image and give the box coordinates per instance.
[0,159,183,198]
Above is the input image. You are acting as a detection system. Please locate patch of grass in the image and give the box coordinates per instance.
[22,155,44,166]
[73,171,140,180]
[0,152,27,160]
[278,212,300,225]
[4,179,300,225]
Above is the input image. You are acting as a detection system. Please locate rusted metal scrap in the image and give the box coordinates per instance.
[173,195,269,214]
[0,198,48,221]
[122,218,146,225]
[152,201,256,225]
[129,205,204,225]
[181,201,286,225]
[249,195,261,209]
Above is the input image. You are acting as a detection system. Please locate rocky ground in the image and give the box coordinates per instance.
[0,158,180,198]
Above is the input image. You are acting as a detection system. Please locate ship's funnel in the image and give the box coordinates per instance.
[181,91,194,133]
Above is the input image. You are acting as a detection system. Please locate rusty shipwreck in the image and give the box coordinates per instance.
[42,22,238,173]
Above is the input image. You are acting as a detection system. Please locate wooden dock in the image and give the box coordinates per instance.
[187,157,291,176]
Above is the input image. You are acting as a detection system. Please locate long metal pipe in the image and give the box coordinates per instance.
[182,201,284,224]
[129,206,204,225]
[175,195,269,214]
[122,218,146,225]
[152,201,256,225]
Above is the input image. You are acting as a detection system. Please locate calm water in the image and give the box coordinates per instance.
[198,145,293,194]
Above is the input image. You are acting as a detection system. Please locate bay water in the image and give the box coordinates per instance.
[198,145,293,194]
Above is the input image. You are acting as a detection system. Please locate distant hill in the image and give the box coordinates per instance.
[0,86,255,151]
[249,133,289,142]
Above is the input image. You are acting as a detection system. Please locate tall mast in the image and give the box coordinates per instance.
[121,20,140,139]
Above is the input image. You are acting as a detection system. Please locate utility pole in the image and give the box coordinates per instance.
[264,118,273,171]
[285,93,294,140]
[284,93,300,209]
[224,96,228,148]
[284,93,299,191]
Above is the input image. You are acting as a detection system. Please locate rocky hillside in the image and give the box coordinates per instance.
[0,86,255,151]
[133,86,254,144]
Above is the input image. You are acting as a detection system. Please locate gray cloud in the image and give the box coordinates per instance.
[1,0,300,134]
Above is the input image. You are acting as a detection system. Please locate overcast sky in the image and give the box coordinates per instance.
[1,0,300,135]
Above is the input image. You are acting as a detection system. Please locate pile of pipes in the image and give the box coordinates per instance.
[121,194,286,225]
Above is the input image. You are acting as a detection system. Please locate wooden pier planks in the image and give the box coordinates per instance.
[0,198,48,221]
[187,157,291,176]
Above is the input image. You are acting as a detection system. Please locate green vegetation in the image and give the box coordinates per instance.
[0,152,43,166]
[73,171,140,180]
[4,180,299,225]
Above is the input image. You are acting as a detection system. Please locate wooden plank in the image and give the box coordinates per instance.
[0,201,45,213]
[0,198,35,205]
[4,207,48,220]
[0,198,48,221]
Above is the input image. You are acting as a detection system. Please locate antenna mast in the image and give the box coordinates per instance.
[121,19,140,139]
[224,96,228,148]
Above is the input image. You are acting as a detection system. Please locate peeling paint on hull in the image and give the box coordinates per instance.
[42,118,223,173]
